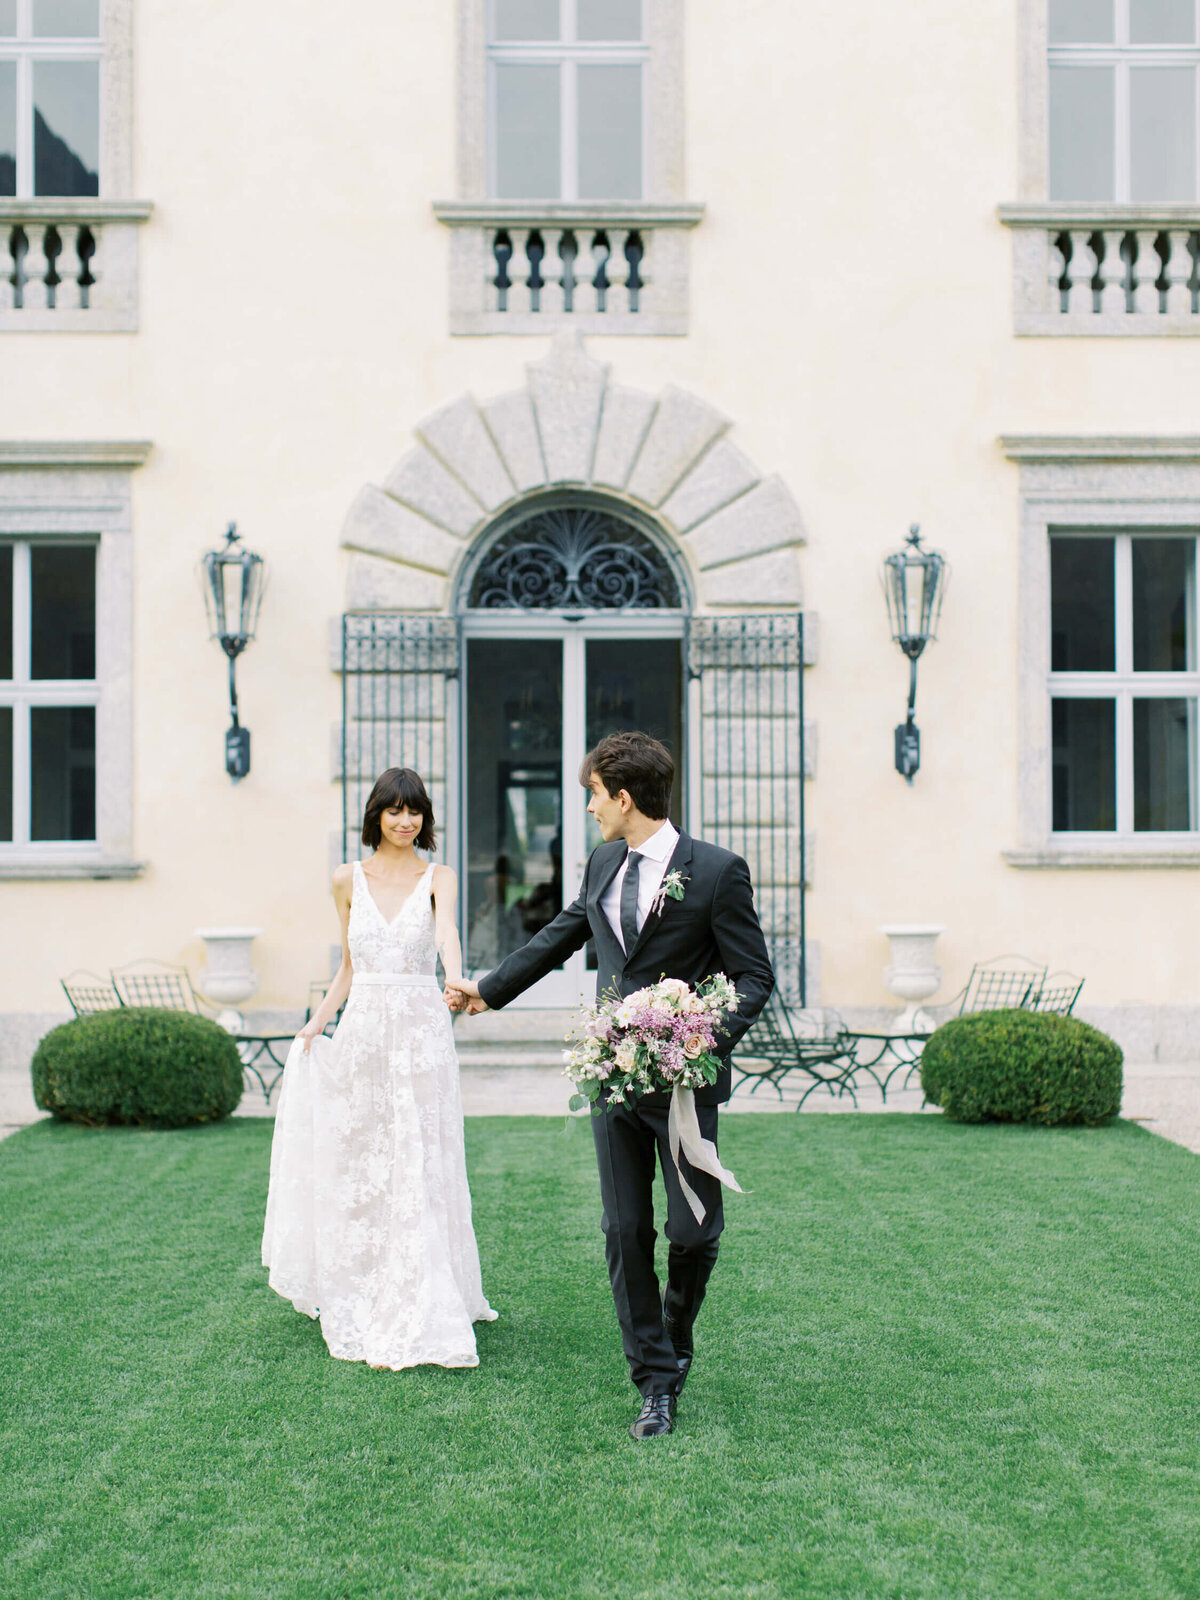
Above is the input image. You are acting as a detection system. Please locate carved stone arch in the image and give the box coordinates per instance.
[339,332,806,613]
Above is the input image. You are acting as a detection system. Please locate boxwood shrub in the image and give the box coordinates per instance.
[920,1008,1122,1127]
[32,1007,243,1129]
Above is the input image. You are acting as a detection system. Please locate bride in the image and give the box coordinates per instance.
[261,766,496,1369]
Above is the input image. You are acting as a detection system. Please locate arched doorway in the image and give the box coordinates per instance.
[337,334,810,1009]
[459,495,690,1005]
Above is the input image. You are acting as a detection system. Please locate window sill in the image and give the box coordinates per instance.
[998,203,1200,336]
[0,199,154,334]
[433,199,705,336]
[1004,847,1200,869]
[0,857,146,880]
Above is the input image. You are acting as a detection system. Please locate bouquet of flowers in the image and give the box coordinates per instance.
[564,973,741,1114]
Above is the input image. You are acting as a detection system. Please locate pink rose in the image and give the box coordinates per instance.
[682,1034,706,1060]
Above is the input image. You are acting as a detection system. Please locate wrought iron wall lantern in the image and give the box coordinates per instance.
[881,524,948,784]
[201,523,265,781]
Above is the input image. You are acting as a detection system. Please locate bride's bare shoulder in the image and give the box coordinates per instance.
[332,861,357,893]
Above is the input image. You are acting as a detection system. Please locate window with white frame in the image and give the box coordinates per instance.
[1049,0,1200,201]
[0,0,101,199]
[0,537,99,847]
[488,0,647,199]
[1050,531,1199,834]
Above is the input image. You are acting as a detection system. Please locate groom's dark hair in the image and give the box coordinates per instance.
[580,731,674,820]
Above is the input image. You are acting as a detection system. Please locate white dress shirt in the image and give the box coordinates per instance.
[599,820,680,952]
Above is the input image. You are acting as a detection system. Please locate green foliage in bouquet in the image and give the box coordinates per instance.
[920,1008,1122,1127]
[32,1008,244,1129]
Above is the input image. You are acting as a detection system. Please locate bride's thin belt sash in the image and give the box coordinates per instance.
[352,972,439,989]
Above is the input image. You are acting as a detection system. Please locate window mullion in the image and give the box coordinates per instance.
[562,58,577,201]
[16,50,30,197]
[1115,533,1133,674]
[10,540,30,844]
[1115,58,1131,202]
[562,0,574,44]
[1116,688,1134,833]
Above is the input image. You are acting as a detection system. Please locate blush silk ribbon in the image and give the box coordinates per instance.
[667,1084,745,1224]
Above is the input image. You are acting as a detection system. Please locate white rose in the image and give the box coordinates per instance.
[682,1034,707,1060]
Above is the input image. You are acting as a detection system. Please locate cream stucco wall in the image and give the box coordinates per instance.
[3,0,1199,1029]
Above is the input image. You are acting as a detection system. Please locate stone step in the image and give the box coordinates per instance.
[456,1046,566,1069]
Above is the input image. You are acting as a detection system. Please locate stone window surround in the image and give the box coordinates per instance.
[438,0,698,335]
[1005,434,1200,868]
[0,440,150,879]
[0,0,151,333]
[1002,0,1200,335]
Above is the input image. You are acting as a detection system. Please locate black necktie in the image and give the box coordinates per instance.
[620,852,643,953]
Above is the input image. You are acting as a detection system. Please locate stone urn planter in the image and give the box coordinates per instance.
[879,924,946,1035]
[195,927,265,1031]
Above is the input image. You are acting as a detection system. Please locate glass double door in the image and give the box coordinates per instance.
[464,626,683,1006]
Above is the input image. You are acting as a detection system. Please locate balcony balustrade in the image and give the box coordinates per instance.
[0,201,152,333]
[434,201,704,336]
[1000,205,1200,336]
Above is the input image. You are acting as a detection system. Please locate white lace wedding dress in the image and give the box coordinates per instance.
[262,861,496,1369]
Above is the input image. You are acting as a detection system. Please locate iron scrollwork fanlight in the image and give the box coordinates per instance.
[469,506,681,611]
[881,525,948,784]
[201,523,266,781]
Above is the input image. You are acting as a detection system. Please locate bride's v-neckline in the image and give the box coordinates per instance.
[358,862,431,928]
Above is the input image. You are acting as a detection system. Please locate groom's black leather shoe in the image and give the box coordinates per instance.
[630,1393,676,1439]
[663,1309,693,1397]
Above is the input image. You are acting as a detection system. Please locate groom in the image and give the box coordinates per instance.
[446,731,774,1440]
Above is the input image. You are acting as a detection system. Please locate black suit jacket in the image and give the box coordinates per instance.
[477,829,775,1105]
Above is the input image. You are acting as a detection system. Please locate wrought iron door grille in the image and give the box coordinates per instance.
[340,615,460,861]
[467,505,682,610]
[687,614,806,1007]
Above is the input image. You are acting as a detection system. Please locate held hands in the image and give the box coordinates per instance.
[297,1017,325,1053]
[443,977,489,1016]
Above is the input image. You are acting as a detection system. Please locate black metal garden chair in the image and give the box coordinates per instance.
[955,956,1047,1015]
[1032,972,1084,1015]
[110,958,205,1013]
[60,970,123,1016]
[734,996,860,1108]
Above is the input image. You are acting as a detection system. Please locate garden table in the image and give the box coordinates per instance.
[732,1022,928,1110]
[234,1035,296,1105]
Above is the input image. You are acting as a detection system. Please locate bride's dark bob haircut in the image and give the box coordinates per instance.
[362,767,437,852]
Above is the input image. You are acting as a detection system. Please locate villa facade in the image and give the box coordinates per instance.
[3,0,1200,1063]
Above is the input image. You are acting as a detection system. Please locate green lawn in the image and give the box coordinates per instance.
[2,1113,1199,1600]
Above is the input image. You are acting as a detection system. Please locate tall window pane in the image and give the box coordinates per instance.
[1051,537,1115,670]
[33,58,99,197]
[0,61,15,198]
[31,0,99,35]
[1134,698,1195,829]
[0,544,11,677]
[578,64,641,199]
[30,704,95,840]
[1050,66,1116,200]
[31,545,95,679]
[494,63,560,198]
[0,2,14,36]
[0,707,11,840]
[492,0,560,40]
[1052,699,1117,830]
[1049,0,1115,42]
[1130,0,1195,43]
[577,0,642,40]
[1133,538,1194,671]
[1130,68,1196,202]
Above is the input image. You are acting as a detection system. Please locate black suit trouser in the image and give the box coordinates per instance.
[591,1097,724,1396]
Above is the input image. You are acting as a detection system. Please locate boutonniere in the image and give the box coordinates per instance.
[651,870,689,918]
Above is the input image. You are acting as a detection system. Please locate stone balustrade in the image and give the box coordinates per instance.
[1000,205,1200,335]
[434,200,704,336]
[0,200,152,333]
